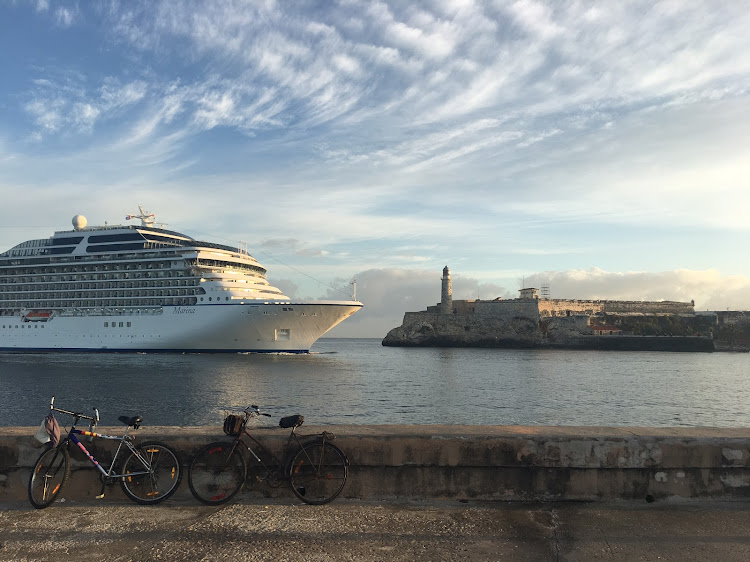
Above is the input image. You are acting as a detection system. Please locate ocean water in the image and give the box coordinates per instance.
[1,338,748,428]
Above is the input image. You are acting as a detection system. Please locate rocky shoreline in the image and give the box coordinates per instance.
[382,312,748,352]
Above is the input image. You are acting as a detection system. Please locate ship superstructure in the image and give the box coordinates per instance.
[0,209,362,352]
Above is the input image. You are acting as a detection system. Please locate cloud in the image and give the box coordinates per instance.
[323,267,510,338]
[23,76,147,139]
[525,268,750,311]
[3,0,750,324]
[54,6,76,27]
[323,266,750,338]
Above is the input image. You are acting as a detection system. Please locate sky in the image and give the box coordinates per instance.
[0,0,749,338]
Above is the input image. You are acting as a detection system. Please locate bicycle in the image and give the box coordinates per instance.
[187,405,348,506]
[28,397,182,509]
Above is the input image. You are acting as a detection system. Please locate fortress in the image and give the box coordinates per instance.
[429,266,695,318]
[382,267,749,352]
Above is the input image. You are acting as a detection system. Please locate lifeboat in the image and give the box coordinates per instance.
[23,310,53,322]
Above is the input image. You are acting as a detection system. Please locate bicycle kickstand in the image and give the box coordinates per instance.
[96,479,107,499]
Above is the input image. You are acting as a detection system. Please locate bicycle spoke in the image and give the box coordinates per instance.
[120,442,182,504]
[28,446,70,509]
[188,442,246,505]
[289,442,348,505]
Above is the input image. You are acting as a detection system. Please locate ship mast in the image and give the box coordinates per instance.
[125,205,156,227]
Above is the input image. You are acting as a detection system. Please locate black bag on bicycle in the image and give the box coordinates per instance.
[223,414,244,436]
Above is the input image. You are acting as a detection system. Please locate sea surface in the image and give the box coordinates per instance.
[1,338,748,428]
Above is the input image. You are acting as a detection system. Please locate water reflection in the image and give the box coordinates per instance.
[1,340,748,427]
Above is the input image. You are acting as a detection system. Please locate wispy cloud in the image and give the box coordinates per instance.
[2,0,750,333]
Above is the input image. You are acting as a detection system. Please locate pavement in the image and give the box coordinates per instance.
[2,496,750,561]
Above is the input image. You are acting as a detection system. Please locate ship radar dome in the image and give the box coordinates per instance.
[72,215,87,231]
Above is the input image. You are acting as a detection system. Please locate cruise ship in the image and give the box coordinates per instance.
[0,208,362,352]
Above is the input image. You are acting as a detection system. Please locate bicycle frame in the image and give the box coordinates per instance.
[231,417,334,480]
[65,429,151,480]
[231,425,300,477]
[52,403,152,480]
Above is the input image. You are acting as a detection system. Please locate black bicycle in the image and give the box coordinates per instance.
[28,397,182,509]
[187,405,348,505]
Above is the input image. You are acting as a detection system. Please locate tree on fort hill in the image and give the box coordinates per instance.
[614,315,713,337]
[715,323,750,345]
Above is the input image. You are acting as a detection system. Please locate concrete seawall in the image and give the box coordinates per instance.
[2,425,749,503]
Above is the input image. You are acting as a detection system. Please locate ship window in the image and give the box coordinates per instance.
[119,322,123,327]
[104,322,108,327]
[88,232,144,243]
[127,322,131,327]
[51,236,84,246]
[208,297,212,301]
[275,328,291,341]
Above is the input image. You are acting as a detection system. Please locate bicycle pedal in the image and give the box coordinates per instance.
[95,492,105,499]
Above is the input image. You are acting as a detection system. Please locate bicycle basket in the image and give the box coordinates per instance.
[223,414,244,436]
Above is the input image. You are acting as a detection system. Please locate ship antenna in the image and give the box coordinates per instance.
[125,205,156,227]
[351,278,357,301]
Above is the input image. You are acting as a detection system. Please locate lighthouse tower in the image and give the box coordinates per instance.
[441,265,452,314]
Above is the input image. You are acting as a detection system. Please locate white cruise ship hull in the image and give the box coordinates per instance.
[0,301,361,353]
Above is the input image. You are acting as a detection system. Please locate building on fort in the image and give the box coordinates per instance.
[423,266,696,320]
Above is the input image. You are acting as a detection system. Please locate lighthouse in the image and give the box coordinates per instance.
[441,266,452,314]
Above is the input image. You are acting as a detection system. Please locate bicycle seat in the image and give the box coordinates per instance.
[118,415,142,429]
[279,415,304,428]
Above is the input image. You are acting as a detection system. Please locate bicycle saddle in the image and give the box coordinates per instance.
[118,415,143,429]
[279,415,304,428]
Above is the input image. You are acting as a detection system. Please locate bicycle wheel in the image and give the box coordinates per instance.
[188,441,246,505]
[289,442,348,505]
[28,445,70,509]
[120,441,182,504]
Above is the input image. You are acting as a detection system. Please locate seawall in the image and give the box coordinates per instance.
[2,425,749,502]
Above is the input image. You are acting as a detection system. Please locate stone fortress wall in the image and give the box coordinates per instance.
[423,287,695,322]
[382,266,747,351]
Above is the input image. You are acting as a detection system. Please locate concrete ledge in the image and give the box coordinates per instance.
[2,425,749,502]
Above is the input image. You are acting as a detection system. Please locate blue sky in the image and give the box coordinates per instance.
[1,0,749,337]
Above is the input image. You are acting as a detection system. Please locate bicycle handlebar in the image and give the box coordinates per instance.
[244,404,272,417]
[48,396,99,423]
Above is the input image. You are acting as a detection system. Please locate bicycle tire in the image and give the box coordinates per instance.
[28,445,71,509]
[188,441,247,505]
[120,441,182,504]
[289,441,348,505]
